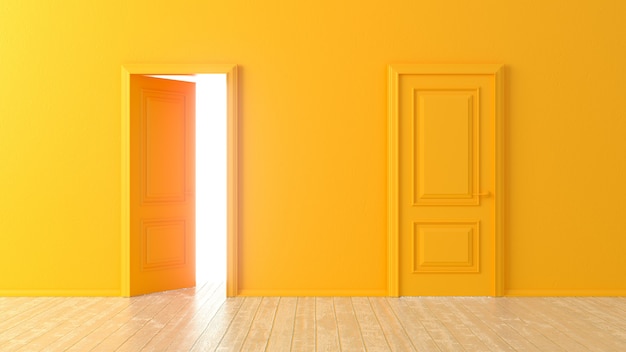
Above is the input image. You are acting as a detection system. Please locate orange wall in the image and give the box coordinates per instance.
[1,0,625,295]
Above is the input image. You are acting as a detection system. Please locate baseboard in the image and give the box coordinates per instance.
[505,288,626,297]
[236,288,388,297]
[0,288,122,297]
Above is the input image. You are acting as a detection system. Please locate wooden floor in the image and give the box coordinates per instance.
[1,281,625,351]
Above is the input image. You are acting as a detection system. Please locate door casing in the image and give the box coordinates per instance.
[121,64,239,297]
[387,64,505,297]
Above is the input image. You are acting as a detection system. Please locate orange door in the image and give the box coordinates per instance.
[393,65,503,296]
[129,75,196,296]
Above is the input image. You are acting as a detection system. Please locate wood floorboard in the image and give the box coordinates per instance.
[188,296,244,351]
[291,297,316,351]
[13,297,102,351]
[386,297,442,351]
[421,297,492,351]
[524,297,617,351]
[46,297,131,351]
[161,282,231,351]
[0,298,63,346]
[90,289,171,351]
[367,297,415,351]
[403,296,464,350]
[350,297,389,351]
[143,286,212,351]
[314,297,341,352]
[4,297,77,350]
[437,298,514,352]
[0,298,55,334]
[568,297,626,349]
[333,297,365,352]
[214,296,262,351]
[0,283,625,351]
[239,297,280,351]
[461,297,543,351]
[575,297,626,336]
[492,297,569,351]
[265,297,297,351]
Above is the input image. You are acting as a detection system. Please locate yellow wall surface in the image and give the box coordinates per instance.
[1,0,625,296]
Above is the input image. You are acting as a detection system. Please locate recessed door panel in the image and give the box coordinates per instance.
[414,89,479,205]
[413,220,479,273]
[142,219,187,270]
[142,92,188,203]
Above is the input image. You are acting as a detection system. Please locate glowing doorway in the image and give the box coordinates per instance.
[195,74,227,283]
[145,73,227,283]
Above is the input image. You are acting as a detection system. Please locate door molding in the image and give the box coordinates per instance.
[387,64,505,296]
[121,64,239,297]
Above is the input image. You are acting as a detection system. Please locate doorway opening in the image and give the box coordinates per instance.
[149,74,228,283]
[121,64,239,297]
[194,74,227,283]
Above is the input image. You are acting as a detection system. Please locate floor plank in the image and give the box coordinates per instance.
[576,297,626,336]
[46,298,132,351]
[265,297,297,352]
[0,297,64,348]
[188,297,244,351]
[333,297,366,352]
[117,289,195,351]
[421,297,493,351]
[461,297,543,351]
[495,297,582,351]
[518,297,618,351]
[386,297,441,351]
[89,291,171,352]
[154,282,229,351]
[240,297,280,351]
[291,297,316,351]
[439,298,515,352]
[351,297,390,351]
[314,297,341,352]
[5,297,88,350]
[403,296,465,350]
[368,297,416,351]
[13,297,102,351]
[134,282,219,351]
[214,296,262,351]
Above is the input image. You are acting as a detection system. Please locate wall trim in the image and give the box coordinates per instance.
[121,64,239,297]
[0,289,121,297]
[237,289,388,297]
[505,289,626,297]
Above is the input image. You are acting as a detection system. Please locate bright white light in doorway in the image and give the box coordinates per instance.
[195,74,227,283]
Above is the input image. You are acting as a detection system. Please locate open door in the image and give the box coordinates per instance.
[122,64,238,298]
[129,75,196,296]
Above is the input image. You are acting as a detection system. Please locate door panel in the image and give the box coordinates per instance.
[413,220,479,273]
[130,75,195,296]
[392,65,503,296]
[414,89,479,205]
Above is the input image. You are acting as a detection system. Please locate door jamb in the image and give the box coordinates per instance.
[387,64,505,297]
[121,64,239,297]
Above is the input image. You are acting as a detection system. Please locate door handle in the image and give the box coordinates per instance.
[473,191,491,197]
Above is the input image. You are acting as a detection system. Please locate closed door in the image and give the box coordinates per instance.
[129,75,196,296]
[389,64,504,296]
